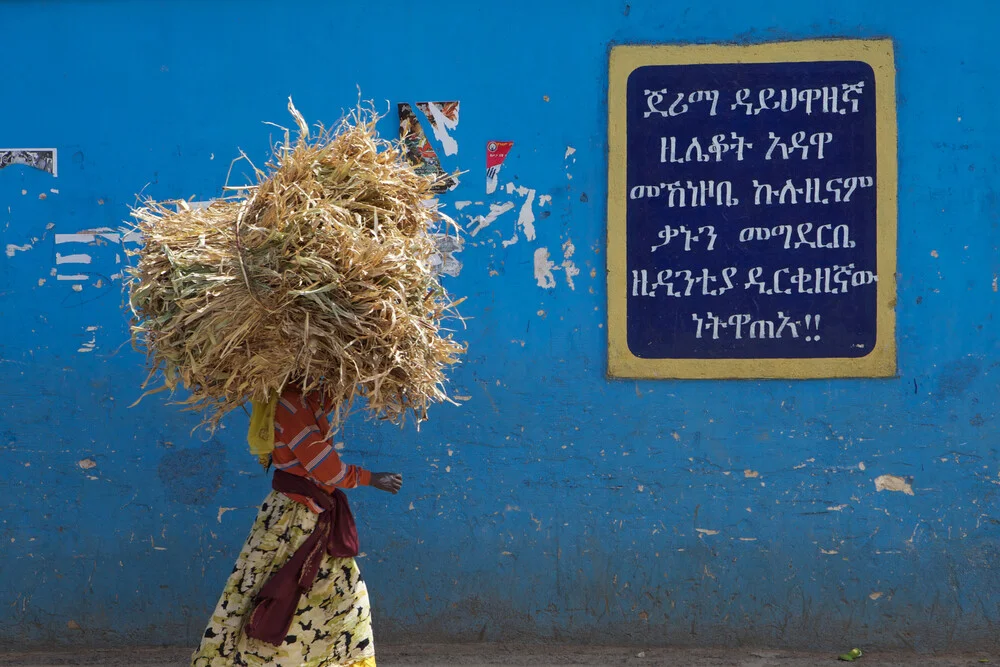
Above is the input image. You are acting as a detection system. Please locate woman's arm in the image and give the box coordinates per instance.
[290,434,372,489]
[279,391,402,493]
[277,391,372,489]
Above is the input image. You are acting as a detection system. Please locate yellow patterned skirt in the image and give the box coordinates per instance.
[191,491,376,667]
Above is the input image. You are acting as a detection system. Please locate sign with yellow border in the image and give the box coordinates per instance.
[607,39,897,379]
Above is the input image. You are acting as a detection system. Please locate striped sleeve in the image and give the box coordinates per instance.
[280,389,371,489]
[290,431,371,488]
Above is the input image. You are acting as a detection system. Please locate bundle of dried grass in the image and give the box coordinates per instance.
[126,99,466,432]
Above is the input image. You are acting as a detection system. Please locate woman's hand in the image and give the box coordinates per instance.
[371,472,403,494]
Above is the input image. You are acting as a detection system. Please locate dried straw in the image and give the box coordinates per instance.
[125,99,466,431]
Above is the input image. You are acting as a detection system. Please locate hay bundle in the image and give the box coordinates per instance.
[126,99,466,431]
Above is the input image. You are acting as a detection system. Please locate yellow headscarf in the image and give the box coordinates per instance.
[247,392,279,467]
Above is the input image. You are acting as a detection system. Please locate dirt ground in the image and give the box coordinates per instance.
[0,645,997,666]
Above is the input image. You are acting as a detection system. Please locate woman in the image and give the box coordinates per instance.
[192,387,402,667]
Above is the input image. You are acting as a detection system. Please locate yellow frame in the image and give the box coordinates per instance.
[607,39,897,379]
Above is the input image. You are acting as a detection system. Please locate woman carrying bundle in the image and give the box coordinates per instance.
[191,387,402,667]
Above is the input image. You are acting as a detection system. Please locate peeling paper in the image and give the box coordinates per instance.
[468,202,514,236]
[399,103,457,193]
[874,474,914,495]
[564,147,575,181]
[515,187,537,241]
[217,507,238,523]
[55,227,122,245]
[561,239,580,290]
[77,326,98,354]
[486,141,514,195]
[0,148,57,177]
[5,243,31,257]
[533,247,557,289]
[428,233,463,277]
[55,253,91,265]
[56,233,100,244]
[416,102,459,156]
[530,240,581,291]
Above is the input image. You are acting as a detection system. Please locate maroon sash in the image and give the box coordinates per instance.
[244,470,359,645]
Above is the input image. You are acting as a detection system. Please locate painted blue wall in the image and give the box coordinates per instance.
[1,0,997,652]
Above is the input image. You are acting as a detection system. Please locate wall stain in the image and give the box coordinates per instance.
[936,358,980,399]
[157,439,225,505]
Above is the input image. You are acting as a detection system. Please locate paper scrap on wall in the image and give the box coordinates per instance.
[0,149,57,177]
[428,233,463,277]
[416,102,459,156]
[486,141,513,194]
[398,103,457,193]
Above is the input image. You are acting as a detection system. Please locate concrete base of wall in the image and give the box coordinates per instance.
[0,645,995,666]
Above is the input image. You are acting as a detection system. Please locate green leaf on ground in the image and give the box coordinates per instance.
[837,648,863,662]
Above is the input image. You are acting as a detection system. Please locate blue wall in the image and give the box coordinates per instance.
[1,0,998,652]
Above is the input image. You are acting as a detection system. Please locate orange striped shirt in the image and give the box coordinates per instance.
[271,389,371,513]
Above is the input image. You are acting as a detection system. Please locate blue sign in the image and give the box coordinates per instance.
[624,61,879,360]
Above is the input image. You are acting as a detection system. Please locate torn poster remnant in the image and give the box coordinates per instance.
[416,102,459,156]
[55,227,134,245]
[468,201,515,236]
[55,252,92,265]
[515,186,537,241]
[5,243,32,257]
[428,233,463,277]
[78,326,98,353]
[534,247,557,289]
[874,474,914,496]
[486,141,514,195]
[0,149,57,177]
[399,103,457,193]
[561,239,580,290]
